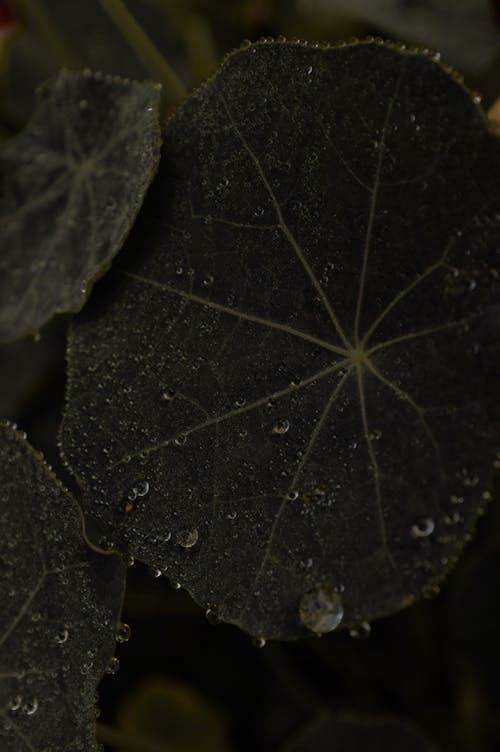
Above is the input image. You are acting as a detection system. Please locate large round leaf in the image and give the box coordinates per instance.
[61,40,500,640]
[0,422,126,751]
[0,68,161,344]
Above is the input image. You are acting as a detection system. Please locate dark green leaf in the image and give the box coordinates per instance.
[0,68,161,344]
[284,712,438,752]
[61,40,500,640]
[0,421,126,751]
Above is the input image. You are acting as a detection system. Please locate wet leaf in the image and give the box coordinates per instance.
[284,712,438,751]
[0,421,126,751]
[61,40,500,640]
[0,68,161,344]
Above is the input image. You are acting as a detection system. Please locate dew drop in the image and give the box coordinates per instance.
[162,389,176,401]
[411,517,435,538]
[149,567,162,578]
[349,621,371,640]
[106,657,120,675]
[306,65,313,74]
[116,623,131,643]
[123,554,135,567]
[299,585,343,633]
[252,636,266,648]
[176,528,199,548]
[234,396,246,407]
[172,581,181,590]
[272,419,290,435]
[23,699,38,716]
[203,274,214,287]
[136,480,149,497]
[54,628,69,645]
[8,695,22,712]
[205,608,220,625]
[227,510,238,520]
[287,490,299,501]
[174,434,187,446]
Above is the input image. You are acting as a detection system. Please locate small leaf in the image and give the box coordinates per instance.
[61,40,500,640]
[284,712,438,752]
[0,68,161,344]
[0,421,126,751]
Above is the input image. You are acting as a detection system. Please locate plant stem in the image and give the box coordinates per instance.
[97,0,187,104]
[8,0,81,68]
[96,722,177,752]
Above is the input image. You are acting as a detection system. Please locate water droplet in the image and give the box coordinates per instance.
[203,274,214,287]
[411,517,435,538]
[174,434,187,446]
[299,585,343,633]
[306,65,313,74]
[172,581,181,590]
[227,510,237,520]
[8,695,22,712]
[136,480,149,497]
[349,621,371,640]
[234,396,246,407]
[106,657,120,675]
[54,628,69,644]
[124,554,135,567]
[149,567,162,578]
[205,608,220,625]
[252,636,266,648]
[23,699,38,716]
[176,528,199,548]
[273,419,290,435]
[287,490,299,501]
[116,623,131,643]
[162,389,176,401]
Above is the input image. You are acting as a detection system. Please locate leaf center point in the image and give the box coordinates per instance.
[347,344,370,368]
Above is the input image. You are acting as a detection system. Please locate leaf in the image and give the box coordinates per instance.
[0,68,161,344]
[283,712,438,752]
[0,421,126,751]
[114,676,230,752]
[61,40,500,640]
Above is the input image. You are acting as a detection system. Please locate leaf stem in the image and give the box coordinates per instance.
[97,0,187,104]
[96,722,178,752]
[8,0,81,68]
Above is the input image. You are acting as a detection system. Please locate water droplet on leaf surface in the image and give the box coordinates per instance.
[411,517,435,538]
[299,584,344,633]
[176,528,199,548]
[116,622,131,643]
[273,419,290,434]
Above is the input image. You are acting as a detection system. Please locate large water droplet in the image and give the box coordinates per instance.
[273,419,290,435]
[411,517,435,538]
[252,636,266,648]
[176,528,199,548]
[299,585,344,633]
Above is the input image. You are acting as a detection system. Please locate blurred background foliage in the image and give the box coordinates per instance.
[1,1,499,751]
